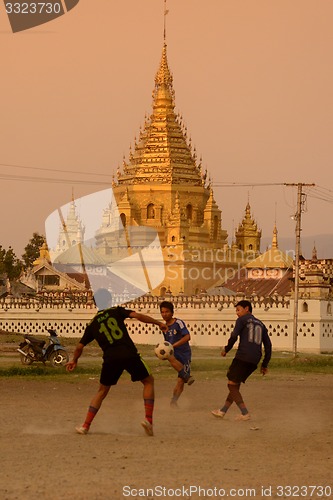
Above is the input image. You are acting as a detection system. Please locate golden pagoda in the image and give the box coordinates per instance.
[94,38,252,295]
[235,202,261,257]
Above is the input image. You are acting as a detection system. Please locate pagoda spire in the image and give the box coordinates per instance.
[272,203,278,248]
[235,202,262,255]
[163,0,169,43]
[272,223,278,249]
[116,40,204,187]
[55,198,85,253]
[153,42,175,111]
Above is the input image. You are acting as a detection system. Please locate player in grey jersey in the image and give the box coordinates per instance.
[211,300,272,421]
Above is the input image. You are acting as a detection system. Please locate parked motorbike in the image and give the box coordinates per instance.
[17,329,69,367]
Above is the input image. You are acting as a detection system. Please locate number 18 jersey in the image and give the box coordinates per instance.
[80,307,137,360]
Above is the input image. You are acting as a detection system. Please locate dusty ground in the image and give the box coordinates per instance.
[0,368,332,500]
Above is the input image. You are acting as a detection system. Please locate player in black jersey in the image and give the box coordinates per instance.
[211,300,272,421]
[66,289,167,437]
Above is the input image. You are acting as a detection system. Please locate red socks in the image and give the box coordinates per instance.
[83,405,99,429]
[144,399,154,424]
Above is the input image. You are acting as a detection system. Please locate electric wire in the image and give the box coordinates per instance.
[305,185,333,204]
[212,182,285,187]
[0,162,113,178]
[0,172,111,186]
[2,161,333,206]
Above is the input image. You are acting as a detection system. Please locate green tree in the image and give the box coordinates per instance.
[0,246,6,274]
[0,246,22,280]
[22,232,46,269]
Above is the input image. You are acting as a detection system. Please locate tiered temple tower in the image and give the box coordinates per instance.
[55,197,85,254]
[94,43,240,295]
[235,202,261,257]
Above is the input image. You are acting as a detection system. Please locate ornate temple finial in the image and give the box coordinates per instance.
[154,42,174,104]
[272,202,279,248]
[312,242,318,261]
[71,187,75,202]
[272,223,278,249]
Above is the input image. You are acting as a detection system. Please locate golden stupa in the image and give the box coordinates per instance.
[94,15,259,295]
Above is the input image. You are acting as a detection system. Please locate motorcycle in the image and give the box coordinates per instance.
[17,329,69,367]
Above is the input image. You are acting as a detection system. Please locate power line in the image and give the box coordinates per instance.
[305,185,333,204]
[212,182,285,187]
[0,172,110,186]
[0,162,113,178]
[1,163,333,207]
[213,181,333,206]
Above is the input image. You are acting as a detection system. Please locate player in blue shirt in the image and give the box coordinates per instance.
[159,301,194,407]
[211,300,272,421]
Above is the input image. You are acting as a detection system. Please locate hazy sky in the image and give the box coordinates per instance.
[1,0,333,258]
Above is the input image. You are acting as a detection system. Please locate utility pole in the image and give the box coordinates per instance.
[285,183,315,357]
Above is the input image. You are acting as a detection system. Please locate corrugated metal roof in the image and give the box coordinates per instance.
[210,268,293,297]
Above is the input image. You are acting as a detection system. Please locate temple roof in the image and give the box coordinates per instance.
[54,244,108,266]
[246,248,293,269]
[116,44,206,187]
[209,267,293,297]
[246,225,293,269]
[32,260,87,291]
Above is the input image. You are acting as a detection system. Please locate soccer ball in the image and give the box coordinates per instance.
[154,341,174,360]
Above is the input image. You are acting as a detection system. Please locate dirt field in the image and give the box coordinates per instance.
[1,369,332,500]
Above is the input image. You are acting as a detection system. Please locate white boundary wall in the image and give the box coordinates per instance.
[0,295,332,353]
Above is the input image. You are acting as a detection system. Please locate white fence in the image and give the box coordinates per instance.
[1,294,332,353]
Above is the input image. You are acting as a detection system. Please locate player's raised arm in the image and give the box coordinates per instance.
[129,311,167,332]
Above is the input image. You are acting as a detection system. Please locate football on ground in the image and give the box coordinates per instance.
[154,341,174,360]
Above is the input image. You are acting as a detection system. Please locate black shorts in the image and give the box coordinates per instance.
[227,358,257,384]
[100,353,151,386]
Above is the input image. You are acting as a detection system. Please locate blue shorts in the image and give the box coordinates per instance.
[174,350,191,365]
[178,360,191,379]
